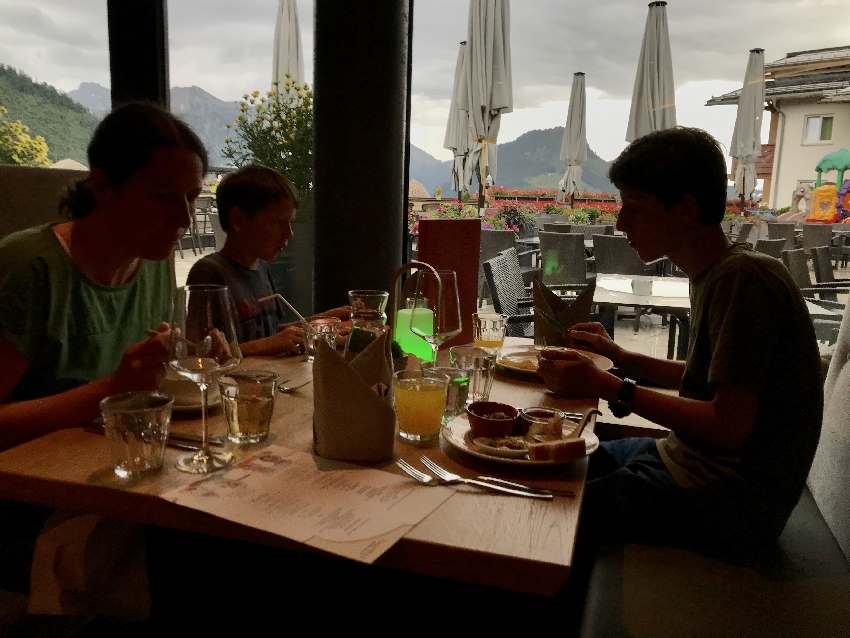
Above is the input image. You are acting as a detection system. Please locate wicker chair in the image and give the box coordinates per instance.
[735,222,755,246]
[801,223,833,255]
[768,222,797,251]
[543,222,572,233]
[754,238,787,258]
[478,229,516,305]
[482,252,534,337]
[782,248,848,303]
[538,232,593,286]
[592,234,663,333]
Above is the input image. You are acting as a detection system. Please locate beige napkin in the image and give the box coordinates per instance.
[533,280,596,347]
[28,512,150,619]
[313,331,395,463]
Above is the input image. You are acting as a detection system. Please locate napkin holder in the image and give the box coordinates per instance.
[533,279,596,347]
[313,331,395,463]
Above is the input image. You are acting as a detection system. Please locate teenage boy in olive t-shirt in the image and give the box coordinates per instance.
[538,128,822,550]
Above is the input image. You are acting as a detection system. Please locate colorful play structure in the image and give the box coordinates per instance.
[808,148,850,223]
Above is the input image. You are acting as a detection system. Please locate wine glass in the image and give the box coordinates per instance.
[169,285,242,474]
[409,269,462,361]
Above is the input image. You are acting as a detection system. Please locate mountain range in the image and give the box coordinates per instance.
[3,66,614,193]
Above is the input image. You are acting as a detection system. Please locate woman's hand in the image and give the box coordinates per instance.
[566,322,624,364]
[109,323,171,392]
[537,348,604,398]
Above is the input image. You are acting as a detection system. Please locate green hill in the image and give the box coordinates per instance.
[0,65,98,164]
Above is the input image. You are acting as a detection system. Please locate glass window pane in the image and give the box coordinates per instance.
[820,116,833,141]
[804,117,821,144]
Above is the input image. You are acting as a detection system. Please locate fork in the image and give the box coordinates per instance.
[420,456,558,499]
[278,379,312,393]
[396,459,439,485]
[410,456,553,501]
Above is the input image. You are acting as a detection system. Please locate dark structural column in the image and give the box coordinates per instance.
[107,0,170,108]
[313,1,411,309]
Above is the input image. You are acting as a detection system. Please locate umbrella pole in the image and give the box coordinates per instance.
[478,141,488,213]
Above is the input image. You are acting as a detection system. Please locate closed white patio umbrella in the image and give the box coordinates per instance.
[626,1,676,142]
[730,48,765,200]
[559,72,588,205]
[273,0,304,90]
[444,42,474,197]
[460,0,513,208]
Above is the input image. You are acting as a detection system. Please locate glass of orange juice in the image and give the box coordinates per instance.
[394,369,449,445]
[472,313,506,355]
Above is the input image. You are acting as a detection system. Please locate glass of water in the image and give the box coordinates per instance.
[449,345,496,403]
[100,391,173,480]
[428,366,470,425]
[306,317,342,362]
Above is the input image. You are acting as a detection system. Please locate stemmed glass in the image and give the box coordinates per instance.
[409,269,462,361]
[169,285,242,474]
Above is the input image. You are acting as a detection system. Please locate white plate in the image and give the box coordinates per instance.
[496,347,613,377]
[441,414,599,466]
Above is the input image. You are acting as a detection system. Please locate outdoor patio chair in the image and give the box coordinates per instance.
[478,229,517,306]
[482,252,534,337]
[538,231,593,287]
[782,248,848,303]
[754,238,786,258]
[813,246,850,286]
[801,223,834,255]
[543,222,572,233]
[734,221,754,246]
[533,213,567,231]
[593,234,660,275]
[500,246,539,287]
[194,197,217,251]
[592,234,663,333]
[768,222,797,251]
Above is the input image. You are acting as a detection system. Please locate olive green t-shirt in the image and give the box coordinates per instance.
[658,244,823,537]
[0,224,172,401]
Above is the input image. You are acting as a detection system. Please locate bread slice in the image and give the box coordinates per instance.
[527,437,586,463]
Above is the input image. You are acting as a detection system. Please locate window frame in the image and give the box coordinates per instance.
[802,114,835,146]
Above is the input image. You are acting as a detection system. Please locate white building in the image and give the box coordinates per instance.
[707,46,850,209]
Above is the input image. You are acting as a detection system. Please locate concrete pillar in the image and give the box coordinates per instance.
[313,1,410,310]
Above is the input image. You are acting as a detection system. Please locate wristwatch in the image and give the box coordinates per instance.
[609,378,637,418]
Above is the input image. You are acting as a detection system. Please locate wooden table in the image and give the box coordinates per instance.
[0,339,597,597]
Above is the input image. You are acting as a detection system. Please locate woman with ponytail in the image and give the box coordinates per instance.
[0,102,208,450]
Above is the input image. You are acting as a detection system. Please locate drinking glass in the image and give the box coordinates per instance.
[409,269,462,361]
[394,369,449,444]
[449,345,496,403]
[100,391,173,479]
[219,370,279,444]
[169,285,242,474]
[428,366,470,425]
[305,316,342,362]
[472,312,506,356]
[344,289,389,357]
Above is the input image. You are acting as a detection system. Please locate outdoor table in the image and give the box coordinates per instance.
[0,337,596,597]
[593,274,843,359]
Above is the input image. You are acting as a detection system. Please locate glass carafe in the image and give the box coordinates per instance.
[344,289,389,358]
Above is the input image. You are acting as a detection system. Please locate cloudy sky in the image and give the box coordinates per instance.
[0,0,846,165]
